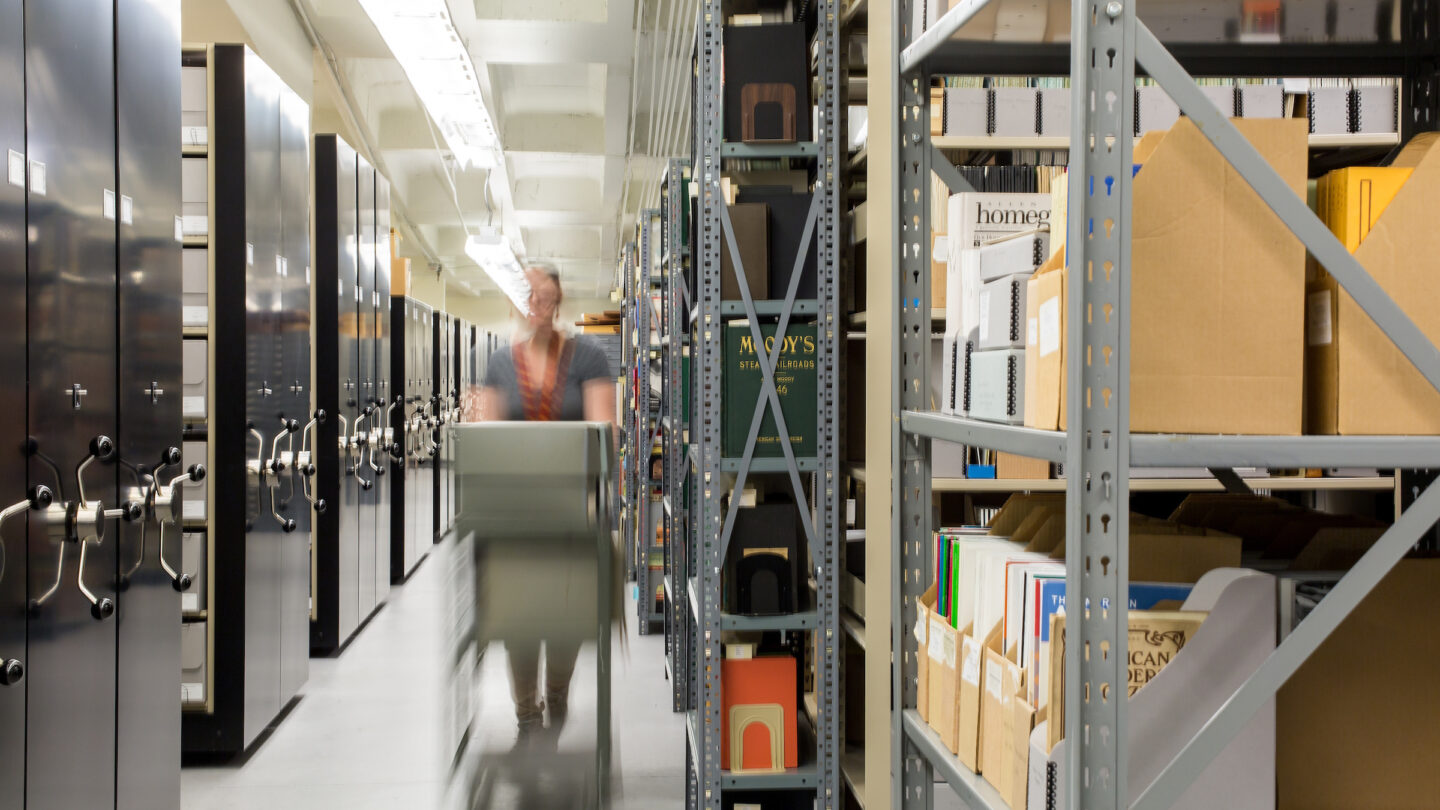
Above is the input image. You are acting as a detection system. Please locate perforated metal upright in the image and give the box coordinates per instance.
[890,2,1440,809]
[620,242,637,583]
[661,159,692,712]
[636,207,664,634]
[687,0,843,806]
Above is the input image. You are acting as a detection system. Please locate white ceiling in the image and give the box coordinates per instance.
[294,0,697,298]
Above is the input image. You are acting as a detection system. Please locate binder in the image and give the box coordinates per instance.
[968,348,1024,425]
[978,274,1031,350]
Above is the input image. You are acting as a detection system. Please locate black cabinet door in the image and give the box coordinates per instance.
[115,1,183,808]
[24,0,118,806]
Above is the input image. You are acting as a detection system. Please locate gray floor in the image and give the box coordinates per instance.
[182,541,684,810]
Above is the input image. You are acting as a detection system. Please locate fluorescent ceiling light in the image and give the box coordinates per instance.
[465,234,530,314]
[357,0,500,170]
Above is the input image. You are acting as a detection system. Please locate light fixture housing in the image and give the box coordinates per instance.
[357,0,500,170]
[464,232,530,314]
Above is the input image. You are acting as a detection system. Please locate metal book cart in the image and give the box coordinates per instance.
[451,421,618,808]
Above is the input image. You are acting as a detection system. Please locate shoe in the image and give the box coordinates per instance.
[513,709,543,752]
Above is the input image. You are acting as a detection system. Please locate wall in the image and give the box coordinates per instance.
[181,0,314,101]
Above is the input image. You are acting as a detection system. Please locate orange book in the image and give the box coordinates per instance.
[720,656,798,771]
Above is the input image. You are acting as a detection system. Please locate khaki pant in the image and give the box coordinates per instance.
[506,637,582,725]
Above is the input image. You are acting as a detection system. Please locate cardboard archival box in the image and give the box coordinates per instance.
[916,584,937,722]
[1307,132,1440,434]
[1029,118,1308,434]
[721,202,768,302]
[996,451,1050,480]
[981,638,1025,797]
[927,610,963,751]
[1278,559,1440,808]
[987,492,1064,537]
[956,623,997,772]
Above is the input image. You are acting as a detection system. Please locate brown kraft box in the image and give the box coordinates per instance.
[1028,117,1308,434]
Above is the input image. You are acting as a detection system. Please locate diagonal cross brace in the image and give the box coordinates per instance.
[716,193,825,565]
[1136,22,1440,401]
[930,144,976,195]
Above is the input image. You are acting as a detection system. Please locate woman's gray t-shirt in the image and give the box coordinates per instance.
[483,336,612,421]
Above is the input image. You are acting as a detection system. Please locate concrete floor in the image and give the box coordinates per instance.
[182,537,684,810]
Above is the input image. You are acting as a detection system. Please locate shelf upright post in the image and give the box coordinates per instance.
[1063,1,1136,808]
[894,0,937,806]
[818,0,844,806]
[640,209,655,634]
[665,160,692,713]
[696,0,725,804]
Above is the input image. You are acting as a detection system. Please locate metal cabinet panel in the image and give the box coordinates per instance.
[0,2,24,807]
[355,156,377,619]
[241,46,283,749]
[277,88,309,704]
[115,3,184,806]
[23,0,118,806]
[373,176,391,604]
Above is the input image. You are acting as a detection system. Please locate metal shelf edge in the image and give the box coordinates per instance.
[901,710,1007,810]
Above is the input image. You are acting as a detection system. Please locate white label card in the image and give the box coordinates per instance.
[1307,290,1333,347]
[942,629,957,669]
[103,189,116,221]
[1038,296,1061,357]
[182,593,199,612]
[6,150,22,187]
[183,395,205,416]
[927,617,947,662]
[181,215,208,236]
[120,195,133,225]
[1027,317,1038,346]
[182,499,205,520]
[29,161,45,195]
[183,306,209,326]
[915,613,927,644]
[183,126,208,147]
[986,664,1004,699]
[246,243,254,265]
[175,216,184,242]
[961,637,982,686]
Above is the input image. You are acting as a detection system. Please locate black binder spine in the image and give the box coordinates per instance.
[1347,87,1359,134]
[1035,89,1044,136]
[1006,354,1019,418]
[962,340,975,414]
[1009,282,1022,344]
[1307,90,1318,133]
[986,89,996,135]
[948,340,959,412]
[1032,235,1044,270]
[1134,87,1141,135]
[1046,761,1059,809]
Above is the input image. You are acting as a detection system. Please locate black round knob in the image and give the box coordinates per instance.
[30,485,53,510]
[161,447,182,466]
[361,480,373,491]
[282,519,296,533]
[302,463,315,477]
[174,574,193,592]
[315,499,327,515]
[315,409,327,423]
[122,501,143,522]
[92,436,115,461]
[375,467,386,477]
[285,418,300,433]
[189,464,207,483]
[0,659,22,686]
[92,598,115,621]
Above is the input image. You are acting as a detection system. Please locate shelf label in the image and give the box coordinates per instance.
[183,395,205,416]
[28,160,45,195]
[103,189,116,221]
[119,194,133,226]
[927,616,947,662]
[182,593,199,612]
[182,126,209,147]
[6,149,22,187]
[183,499,205,520]
[183,306,209,327]
[181,215,208,236]
[246,242,254,266]
[961,636,982,686]
[175,216,185,242]
[1038,296,1061,358]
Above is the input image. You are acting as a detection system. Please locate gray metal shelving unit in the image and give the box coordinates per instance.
[661,159,693,712]
[685,0,845,807]
[620,241,637,583]
[628,209,666,634]
[890,2,1440,809]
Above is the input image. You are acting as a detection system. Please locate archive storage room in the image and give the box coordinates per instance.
[0,0,1436,809]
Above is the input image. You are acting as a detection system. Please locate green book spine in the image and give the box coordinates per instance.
[723,322,818,459]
